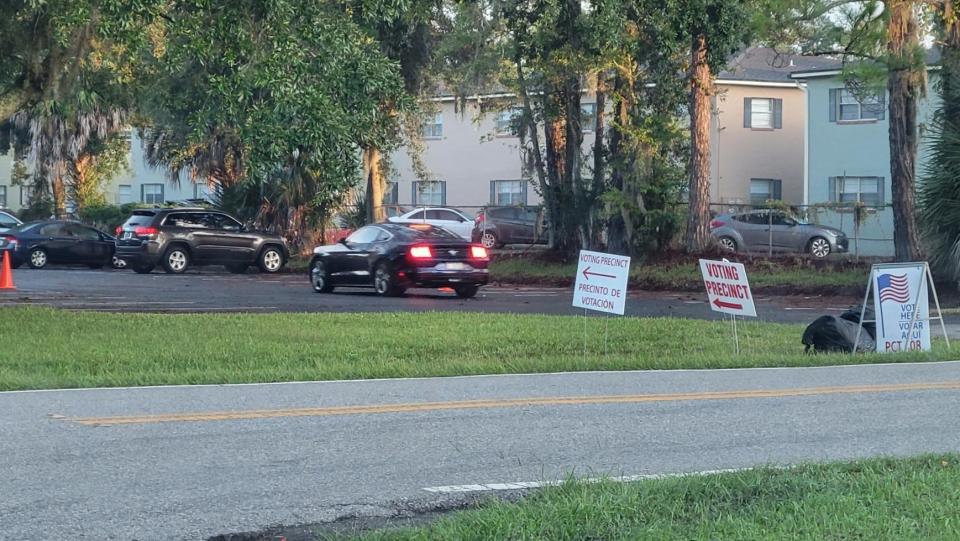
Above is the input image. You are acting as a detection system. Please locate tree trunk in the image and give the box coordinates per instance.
[684,33,713,253]
[887,0,924,261]
[363,146,385,224]
[606,74,630,255]
[52,172,67,218]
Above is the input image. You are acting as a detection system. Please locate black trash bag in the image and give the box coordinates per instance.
[839,305,876,339]
[802,315,876,353]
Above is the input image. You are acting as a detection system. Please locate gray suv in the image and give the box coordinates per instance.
[710,210,848,258]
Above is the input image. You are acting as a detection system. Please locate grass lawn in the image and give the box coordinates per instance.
[0,307,954,391]
[489,257,868,292]
[346,454,960,541]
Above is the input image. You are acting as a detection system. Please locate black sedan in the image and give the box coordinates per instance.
[309,223,489,298]
[0,220,121,269]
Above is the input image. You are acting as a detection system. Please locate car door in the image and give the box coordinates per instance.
[731,213,768,252]
[37,223,77,263]
[769,212,805,252]
[336,226,380,284]
[164,212,212,261]
[205,212,255,262]
[66,224,110,263]
[515,208,539,243]
[427,209,472,239]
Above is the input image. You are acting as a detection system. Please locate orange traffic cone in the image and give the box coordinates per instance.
[0,250,14,290]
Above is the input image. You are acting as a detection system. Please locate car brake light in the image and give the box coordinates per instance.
[710,220,725,229]
[408,245,433,259]
[476,213,485,223]
[1,234,16,246]
[470,245,488,259]
[134,226,159,238]
[115,226,123,235]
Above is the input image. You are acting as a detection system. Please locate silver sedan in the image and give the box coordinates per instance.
[710,210,849,258]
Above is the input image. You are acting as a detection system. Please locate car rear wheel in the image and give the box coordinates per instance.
[162,246,190,274]
[132,264,155,274]
[717,236,737,252]
[480,231,500,249]
[311,260,334,293]
[809,237,831,259]
[112,256,127,269]
[28,248,48,269]
[374,262,405,297]
[454,285,479,299]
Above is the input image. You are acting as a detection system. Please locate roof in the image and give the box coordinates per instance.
[718,47,843,83]
[790,47,942,79]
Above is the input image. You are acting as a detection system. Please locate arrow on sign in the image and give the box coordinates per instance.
[713,298,743,310]
[582,266,617,281]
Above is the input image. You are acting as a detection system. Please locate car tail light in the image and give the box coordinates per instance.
[709,220,725,229]
[134,226,159,239]
[115,226,123,235]
[475,213,485,223]
[408,245,433,259]
[470,245,489,260]
[1,234,16,247]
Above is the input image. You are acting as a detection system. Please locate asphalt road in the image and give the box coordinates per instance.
[2,361,960,540]
[0,267,876,324]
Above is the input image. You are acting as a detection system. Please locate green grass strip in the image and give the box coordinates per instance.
[0,306,954,391]
[351,454,960,541]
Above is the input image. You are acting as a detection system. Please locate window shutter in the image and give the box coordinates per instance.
[772,179,782,200]
[411,182,418,205]
[521,180,528,204]
[878,177,886,206]
[877,93,886,121]
[489,181,496,205]
[773,99,783,129]
[441,181,447,206]
[829,89,838,122]
[140,185,145,203]
[743,98,752,128]
[828,177,838,202]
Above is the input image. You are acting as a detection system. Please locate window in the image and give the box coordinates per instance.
[581,103,597,133]
[141,183,164,204]
[204,212,242,231]
[165,212,207,228]
[421,113,443,138]
[193,183,211,200]
[425,209,464,222]
[749,178,782,205]
[39,223,66,236]
[495,107,523,135]
[346,226,380,244]
[413,181,446,206]
[20,185,33,206]
[383,182,399,205]
[830,89,884,122]
[829,176,883,207]
[117,185,132,204]
[67,223,101,240]
[490,180,526,206]
[0,186,6,208]
[744,98,781,129]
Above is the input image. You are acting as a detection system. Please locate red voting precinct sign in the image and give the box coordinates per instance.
[699,259,757,317]
[573,250,631,315]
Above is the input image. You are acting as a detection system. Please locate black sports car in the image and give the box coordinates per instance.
[0,220,121,269]
[309,223,489,298]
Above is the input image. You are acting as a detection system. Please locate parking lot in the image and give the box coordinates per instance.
[0,265,894,324]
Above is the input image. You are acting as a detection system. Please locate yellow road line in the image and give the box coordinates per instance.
[63,381,960,426]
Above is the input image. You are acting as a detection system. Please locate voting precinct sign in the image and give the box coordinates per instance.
[572,250,631,315]
[699,259,757,317]
[870,263,930,353]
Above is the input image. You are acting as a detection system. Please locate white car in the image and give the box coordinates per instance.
[0,211,22,233]
[387,207,474,240]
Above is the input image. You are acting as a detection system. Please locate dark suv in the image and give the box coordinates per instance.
[471,206,546,249]
[115,208,289,274]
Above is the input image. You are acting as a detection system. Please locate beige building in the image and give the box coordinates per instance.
[710,48,840,207]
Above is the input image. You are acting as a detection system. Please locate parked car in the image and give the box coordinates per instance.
[0,211,22,233]
[387,207,474,240]
[472,206,546,249]
[309,223,489,298]
[114,208,289,274]
[710,210,849,258]
[0,220,121,269]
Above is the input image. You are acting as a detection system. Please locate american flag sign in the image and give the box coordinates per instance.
[877,273,910,303]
